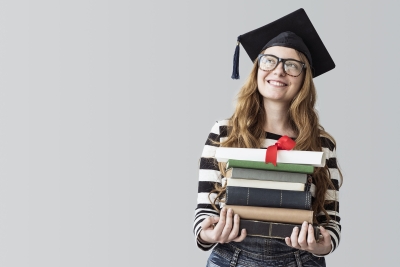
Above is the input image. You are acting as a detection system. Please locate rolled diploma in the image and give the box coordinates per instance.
[215,147,326,167]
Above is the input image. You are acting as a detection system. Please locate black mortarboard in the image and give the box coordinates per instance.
[231,8,335,79]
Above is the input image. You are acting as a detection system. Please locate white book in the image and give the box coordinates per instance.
[215,147,326,167]
[227,178,305,191]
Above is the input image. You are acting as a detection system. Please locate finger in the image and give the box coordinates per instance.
[199,216,221,244]
[307,224,317,248]
[290,227,300,249]
[201,216,220,230]
[227,213,240,241]
[285,237,292,247]
[213,207,227,235]
[232,228,247,242]
[319,226,332,245]
[220,208,234,241]
[297,221,309,248]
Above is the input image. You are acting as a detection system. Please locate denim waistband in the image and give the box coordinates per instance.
[214,236,313,261]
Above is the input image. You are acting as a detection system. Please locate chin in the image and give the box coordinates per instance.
[261,93,292,103]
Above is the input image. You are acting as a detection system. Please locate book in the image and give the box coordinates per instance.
[215,147,326,167]
[226,178,305,191]
[238,220,321,241]
[226,167,309,183]
[226,159,314,174]
[224,204,314,224]
[226,186,312,210]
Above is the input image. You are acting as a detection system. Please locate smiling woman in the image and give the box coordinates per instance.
[193,8,343,267]
[257,46,306,106]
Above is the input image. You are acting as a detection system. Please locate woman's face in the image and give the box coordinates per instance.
[257,46,305,104]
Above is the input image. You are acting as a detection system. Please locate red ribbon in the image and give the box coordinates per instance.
[265,135,296,166]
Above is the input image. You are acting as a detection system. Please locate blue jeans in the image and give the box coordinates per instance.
[206,236,326,267]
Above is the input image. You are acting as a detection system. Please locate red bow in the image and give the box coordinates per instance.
[265,135,296,166]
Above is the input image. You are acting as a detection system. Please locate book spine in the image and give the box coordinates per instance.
[225,205,313,224]
[227,178,305,191]
[238,220,321,241]
[230,167,308,183]
[227,159,314,174]
[226,186,312,210]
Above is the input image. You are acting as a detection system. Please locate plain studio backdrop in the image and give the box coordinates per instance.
[0,0,397,266]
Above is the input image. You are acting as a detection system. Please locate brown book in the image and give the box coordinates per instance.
[225,205,313,224]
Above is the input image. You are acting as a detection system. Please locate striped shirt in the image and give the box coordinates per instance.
[193,120,341,255]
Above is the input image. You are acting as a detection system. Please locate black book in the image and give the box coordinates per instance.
[226,186,312,210]
[238,220,321,241]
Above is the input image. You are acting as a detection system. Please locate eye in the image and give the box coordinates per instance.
[259,55,278,71]
[261,58,272,63]
[261,56,276,64]
[285,61,301,70]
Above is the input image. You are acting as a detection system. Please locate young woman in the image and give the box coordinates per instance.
[193,9,342,267]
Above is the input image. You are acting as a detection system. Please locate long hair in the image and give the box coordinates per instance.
[210,51,343,223]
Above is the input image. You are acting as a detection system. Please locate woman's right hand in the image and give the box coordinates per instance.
[199,207,247,244]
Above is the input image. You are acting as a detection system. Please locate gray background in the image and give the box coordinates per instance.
[0,0,397,266]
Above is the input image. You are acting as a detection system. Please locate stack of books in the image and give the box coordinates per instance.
[215,147,326,241]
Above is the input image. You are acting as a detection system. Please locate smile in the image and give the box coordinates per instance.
[267,80,287,86]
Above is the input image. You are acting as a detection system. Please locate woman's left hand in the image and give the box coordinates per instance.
[285,221,332,256]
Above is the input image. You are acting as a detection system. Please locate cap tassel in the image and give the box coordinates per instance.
[231,38,240,79]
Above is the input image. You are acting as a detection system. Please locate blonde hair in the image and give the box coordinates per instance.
[210,51,343,223]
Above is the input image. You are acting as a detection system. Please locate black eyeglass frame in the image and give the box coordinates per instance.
[257,54,306,77]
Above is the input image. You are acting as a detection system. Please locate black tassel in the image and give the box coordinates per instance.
[231,37,241,79]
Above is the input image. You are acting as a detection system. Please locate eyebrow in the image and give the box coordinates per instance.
[261,54,303,62]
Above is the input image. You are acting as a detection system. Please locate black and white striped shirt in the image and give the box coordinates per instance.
[193,120,341,254]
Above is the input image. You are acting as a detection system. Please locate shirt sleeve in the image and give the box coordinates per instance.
[313,139,342,256]
[193,121,225,251]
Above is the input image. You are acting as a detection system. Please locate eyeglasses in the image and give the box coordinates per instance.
[257,54,306,77]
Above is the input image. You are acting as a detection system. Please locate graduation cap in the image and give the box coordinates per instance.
[231,8,335,79]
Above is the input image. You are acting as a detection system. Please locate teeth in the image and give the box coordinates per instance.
[268,80,286,86]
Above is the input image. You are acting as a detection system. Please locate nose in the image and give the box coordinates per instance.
[272,61,286,76]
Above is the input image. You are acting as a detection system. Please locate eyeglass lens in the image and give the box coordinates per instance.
[259,55,303,76]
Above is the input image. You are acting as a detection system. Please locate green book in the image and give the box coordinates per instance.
[226,159,314,174]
